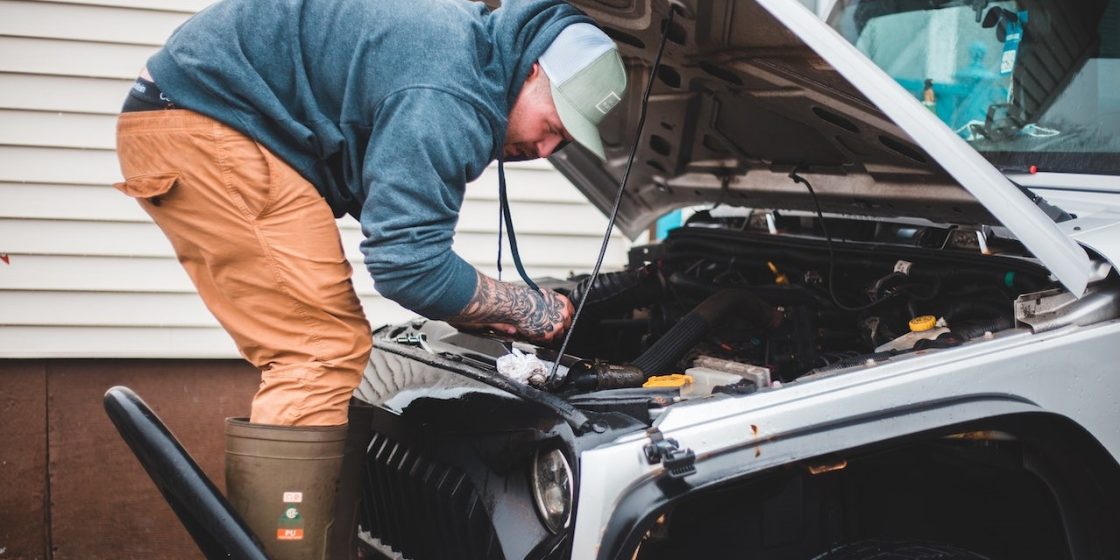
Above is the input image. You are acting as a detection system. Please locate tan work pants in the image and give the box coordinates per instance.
[115,109,371,426]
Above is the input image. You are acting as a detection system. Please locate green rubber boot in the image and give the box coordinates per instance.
[225,418,348,560]
[326,401,375,560]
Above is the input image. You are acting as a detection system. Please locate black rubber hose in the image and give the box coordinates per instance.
[567,266,663,313]
[954,317,1015,340]
[668,246,1037,287]
[943,300,1012,323]
[667,272,824,306]
[630,289,780,377]
[629,314,710,377]
[665,227,1049,274]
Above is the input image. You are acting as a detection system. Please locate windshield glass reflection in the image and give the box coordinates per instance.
[829,0,1120,175]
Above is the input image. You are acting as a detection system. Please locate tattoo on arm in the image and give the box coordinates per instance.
[450,271,565,339]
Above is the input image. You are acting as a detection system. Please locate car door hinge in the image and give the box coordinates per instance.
[643,428,696,479]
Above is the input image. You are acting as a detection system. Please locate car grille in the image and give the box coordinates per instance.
[360,432,504,560]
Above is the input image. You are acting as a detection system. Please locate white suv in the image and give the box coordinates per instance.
[354,1,1120,559]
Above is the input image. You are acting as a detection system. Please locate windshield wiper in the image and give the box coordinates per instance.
[1000,174,1074,223]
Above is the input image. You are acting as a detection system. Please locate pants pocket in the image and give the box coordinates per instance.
[114,172,179,205]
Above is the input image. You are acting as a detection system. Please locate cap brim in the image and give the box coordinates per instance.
[552,84,606,160]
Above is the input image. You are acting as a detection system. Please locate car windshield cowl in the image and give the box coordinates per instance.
[828,0,1120,176]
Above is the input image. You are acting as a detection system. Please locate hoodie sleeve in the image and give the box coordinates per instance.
[359,88,496,319]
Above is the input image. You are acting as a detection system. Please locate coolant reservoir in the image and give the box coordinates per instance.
[681,367,747,397]
[875,315,950,353]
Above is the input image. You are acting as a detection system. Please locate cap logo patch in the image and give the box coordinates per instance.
[595,91,621,115]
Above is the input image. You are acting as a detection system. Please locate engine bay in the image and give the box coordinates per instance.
[557,211,1050,380]
[376,211,1058,424]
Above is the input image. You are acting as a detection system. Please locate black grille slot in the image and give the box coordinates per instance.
[360,432,504,560]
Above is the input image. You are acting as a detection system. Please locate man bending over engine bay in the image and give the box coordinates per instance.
[112,0,626,557]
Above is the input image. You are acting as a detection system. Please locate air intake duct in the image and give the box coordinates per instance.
[630,289,781,377]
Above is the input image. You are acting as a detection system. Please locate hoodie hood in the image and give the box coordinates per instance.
[482,0,593,142]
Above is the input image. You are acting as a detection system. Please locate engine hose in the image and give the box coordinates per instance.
[630,289,781,377]
[666,227,1050,274]
[567,266,663,312]
[669,247,1040,288]
[953,317,1014,340]
[663,232,1051,288]
[667,272,823,305]
[811,351,895,373]
[943,300,1012,323]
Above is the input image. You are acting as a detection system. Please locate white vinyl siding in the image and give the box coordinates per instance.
[0,0,630,358]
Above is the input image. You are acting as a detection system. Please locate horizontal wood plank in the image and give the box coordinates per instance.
[0,325,240,358]
[0,300,413,359]
[0,181,615,237]
[29,0,208,14]
[0,146,121,185]
[0,183,148,221]
[0,36,156,80]
[0,1,190,46]
[0,146,596,205]
[0,109,116,150]
[0,73,132,114]
[0,289,408,327]
[0,254,590,293]
[1,218,627,267]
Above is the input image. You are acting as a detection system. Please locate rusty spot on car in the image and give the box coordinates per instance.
[751,424,758,435]
[755,447,761,458]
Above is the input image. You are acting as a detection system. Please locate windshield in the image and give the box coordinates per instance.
[828,0,1120,175]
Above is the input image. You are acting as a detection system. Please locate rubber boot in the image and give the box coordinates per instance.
[225,418,348,560]
[325,400,375,560]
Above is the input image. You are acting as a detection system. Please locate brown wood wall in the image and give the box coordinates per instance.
[0,359,258,560]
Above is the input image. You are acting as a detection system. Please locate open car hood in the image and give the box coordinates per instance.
[550,0,1093,296]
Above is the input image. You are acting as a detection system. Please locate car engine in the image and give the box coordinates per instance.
[374,210,1058,424]
[542,210,1052,391]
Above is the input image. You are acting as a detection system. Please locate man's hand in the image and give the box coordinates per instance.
[449,271,574,344]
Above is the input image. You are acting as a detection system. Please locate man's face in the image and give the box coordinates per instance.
[504,63,573,161]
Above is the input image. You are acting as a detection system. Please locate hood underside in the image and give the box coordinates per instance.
[551,0,983,237]
[548,0,1094,296]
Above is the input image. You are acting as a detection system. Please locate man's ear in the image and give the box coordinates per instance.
[526,62,550,89]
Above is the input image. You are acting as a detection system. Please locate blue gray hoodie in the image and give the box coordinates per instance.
[146,0,591,318]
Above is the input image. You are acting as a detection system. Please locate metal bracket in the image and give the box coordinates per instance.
[643,428,696,479]
[1014,285,1120,333]
[392,333,434,354]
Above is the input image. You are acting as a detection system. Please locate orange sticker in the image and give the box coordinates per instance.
[277,528,304,540]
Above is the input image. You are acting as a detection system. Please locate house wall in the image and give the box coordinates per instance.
[0,1,631,557]
[0,0,629,359]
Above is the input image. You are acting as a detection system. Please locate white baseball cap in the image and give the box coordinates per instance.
[539,23,627,159]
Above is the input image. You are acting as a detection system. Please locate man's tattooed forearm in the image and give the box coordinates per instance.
[451,271,565,338]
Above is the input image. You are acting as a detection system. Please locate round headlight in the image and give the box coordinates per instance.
[531,448,573,533]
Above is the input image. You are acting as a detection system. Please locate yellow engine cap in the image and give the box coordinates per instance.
[643,374,693,388]
[909,315,937,332]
